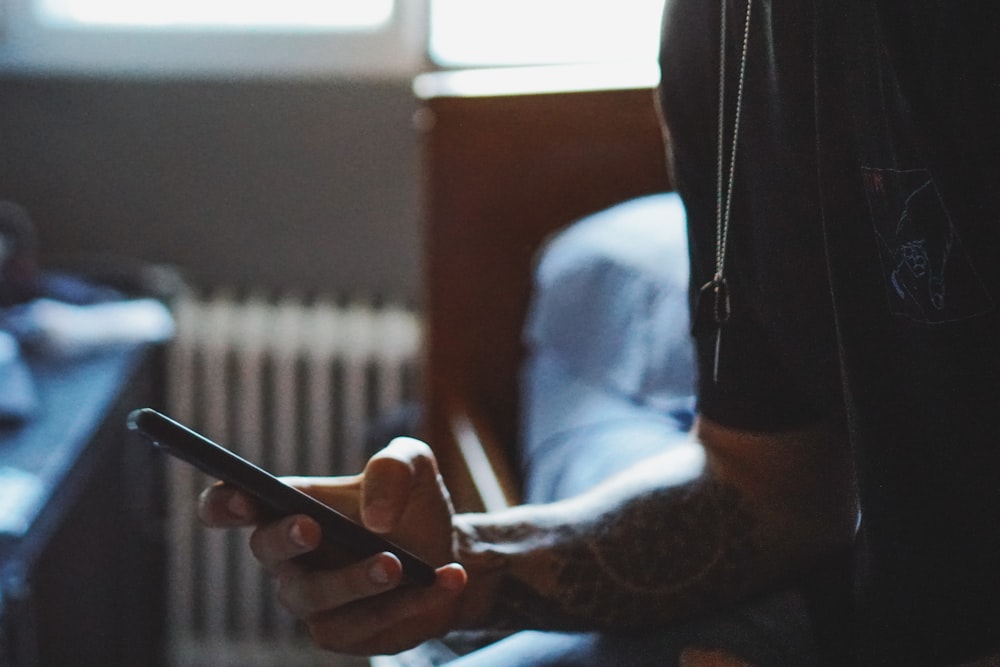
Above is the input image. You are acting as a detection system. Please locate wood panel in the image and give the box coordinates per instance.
[417,70,671,511]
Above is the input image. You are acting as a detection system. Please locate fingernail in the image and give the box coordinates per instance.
[439,564,467,591]
[226,491,252,520]
[288,520,309,549]
[368,557,391,585]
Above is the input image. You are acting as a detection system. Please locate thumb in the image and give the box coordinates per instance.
[361,437,440,533]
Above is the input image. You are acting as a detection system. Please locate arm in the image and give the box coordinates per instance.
[452,416,858,630]
[199,417,857,654]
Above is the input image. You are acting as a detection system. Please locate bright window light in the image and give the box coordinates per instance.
[2,0,421,77]
[430,0,666,67]
[36,0,394,31]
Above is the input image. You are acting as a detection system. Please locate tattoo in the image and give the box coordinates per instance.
[463,476,759,630]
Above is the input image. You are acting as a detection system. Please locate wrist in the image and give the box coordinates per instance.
[450,513,509,629]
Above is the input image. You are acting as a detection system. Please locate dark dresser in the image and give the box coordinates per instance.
[0,344,166,666]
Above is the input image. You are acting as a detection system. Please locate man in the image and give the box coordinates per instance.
[200,1,1000,664]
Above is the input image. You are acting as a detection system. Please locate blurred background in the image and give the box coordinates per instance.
[0,0,665,303]
[0,2,665,665]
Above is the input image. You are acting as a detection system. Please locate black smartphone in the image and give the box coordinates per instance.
[127,407,436,586]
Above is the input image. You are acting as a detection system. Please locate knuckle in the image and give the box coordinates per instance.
[248,516,306,567]
[278,561,384,618]
[306,617,354,654]
[281,572,323,616]
[344,565,377,601]
[305,620,338,652]
[248,527,269,563]
[285,573,328,616]
[273,563,306,611]
[275,584,298,617]
[274,571,304,615]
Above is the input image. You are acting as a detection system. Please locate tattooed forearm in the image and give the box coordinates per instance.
[455,474,760,631]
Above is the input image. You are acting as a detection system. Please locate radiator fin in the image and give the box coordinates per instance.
[164,291,421,666]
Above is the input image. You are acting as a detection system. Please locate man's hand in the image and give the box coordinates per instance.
[198,417,857,654]
[197,437,468,655]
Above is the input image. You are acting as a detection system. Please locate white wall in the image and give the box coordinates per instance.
[0,74,424,302]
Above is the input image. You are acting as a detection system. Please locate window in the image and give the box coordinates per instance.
[429,0,666,68]
[36,0,393,31]
[0,0,425,77]
[0,1,665,78]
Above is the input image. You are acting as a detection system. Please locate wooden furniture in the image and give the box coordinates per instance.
[0,345,165,666]
[415,65,672,512]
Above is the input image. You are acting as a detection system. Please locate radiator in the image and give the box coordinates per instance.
[163,291,422,667]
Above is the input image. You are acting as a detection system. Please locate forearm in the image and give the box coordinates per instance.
[451,420,857,632]
[453,465,762,630]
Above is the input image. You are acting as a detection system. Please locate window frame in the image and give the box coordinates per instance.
[427,0,666,69]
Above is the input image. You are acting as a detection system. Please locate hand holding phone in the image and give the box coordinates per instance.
[128,407,436,586]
